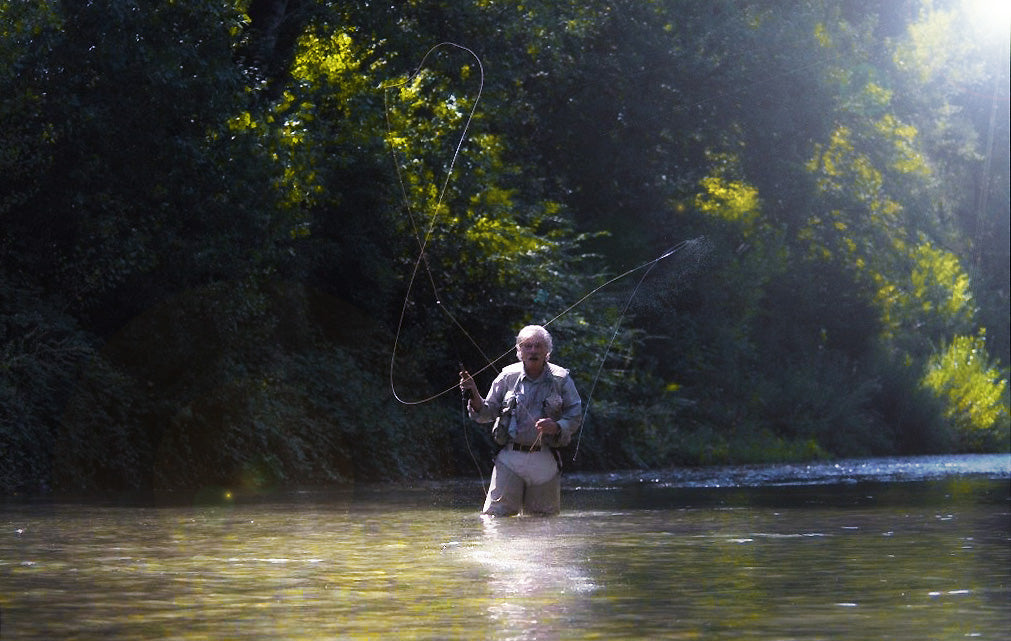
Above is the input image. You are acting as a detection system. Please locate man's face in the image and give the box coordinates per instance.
[517,335,549,367]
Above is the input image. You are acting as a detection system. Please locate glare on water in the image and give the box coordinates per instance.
[1,454,1008,640]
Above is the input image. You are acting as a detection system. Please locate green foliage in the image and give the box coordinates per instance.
[890,1,1011,363]
[1,0,281,327]
[0,282,93,493]
[877,242,976,351]
[52,278,456,491]
[922,331,1010,451]
[2,0,1009,492]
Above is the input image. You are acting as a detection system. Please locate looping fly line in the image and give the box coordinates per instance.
[383,43,705,411]
[383,42,489,406]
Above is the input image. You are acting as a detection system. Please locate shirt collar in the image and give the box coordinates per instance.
[521,367,548,383]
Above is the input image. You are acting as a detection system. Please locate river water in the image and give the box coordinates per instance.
[2,454,1008,640]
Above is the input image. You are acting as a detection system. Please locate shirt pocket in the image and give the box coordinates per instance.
[502,389,518,415]
[542,392,563,419]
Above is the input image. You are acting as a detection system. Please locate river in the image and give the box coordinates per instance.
[2,454,1008,640]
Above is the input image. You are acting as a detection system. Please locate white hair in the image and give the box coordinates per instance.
[515,325,553,354]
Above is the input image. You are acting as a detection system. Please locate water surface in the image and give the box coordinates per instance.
[2,454,1008,640]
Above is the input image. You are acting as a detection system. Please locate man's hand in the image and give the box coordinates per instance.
[459,369,478,395]
[535,418,560,435]
[459,368,481,410]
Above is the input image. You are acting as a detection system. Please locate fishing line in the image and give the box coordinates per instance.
[572,242,667,460]
[568,236,709,460]
[377,12,978,473]
[458,237,707,460]
[394,232,705,405]
[382,22,828,406]
[383,42,491,406]
[382,46,710,420]
[460,384,489,496]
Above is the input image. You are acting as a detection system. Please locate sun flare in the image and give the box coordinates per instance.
[964,0,1011,35]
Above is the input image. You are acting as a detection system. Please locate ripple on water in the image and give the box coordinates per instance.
[567,453,1011,489]
[1,457,1008,641]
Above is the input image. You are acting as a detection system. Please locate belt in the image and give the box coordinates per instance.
[510,442,541,452]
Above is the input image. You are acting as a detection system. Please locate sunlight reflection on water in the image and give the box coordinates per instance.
[568,453,1011,489]
[1,455,1008,640]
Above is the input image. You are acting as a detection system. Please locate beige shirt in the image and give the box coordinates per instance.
[470,361,582,447]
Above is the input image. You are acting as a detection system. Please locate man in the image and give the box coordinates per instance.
[459,325,582,516]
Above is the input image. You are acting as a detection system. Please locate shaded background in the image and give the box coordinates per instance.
[2,0,1008,493]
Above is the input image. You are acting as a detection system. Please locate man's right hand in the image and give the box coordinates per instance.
[459,369,479,402]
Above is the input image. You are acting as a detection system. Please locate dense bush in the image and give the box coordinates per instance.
[2,1,1007,493]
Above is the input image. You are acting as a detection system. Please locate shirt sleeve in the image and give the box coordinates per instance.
[468,372,507,424]
[549,375,582,447]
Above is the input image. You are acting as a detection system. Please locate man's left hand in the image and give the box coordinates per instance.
[535,418,560,435]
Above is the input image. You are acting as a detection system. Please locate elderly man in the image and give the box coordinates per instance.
[459,325,582,516]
